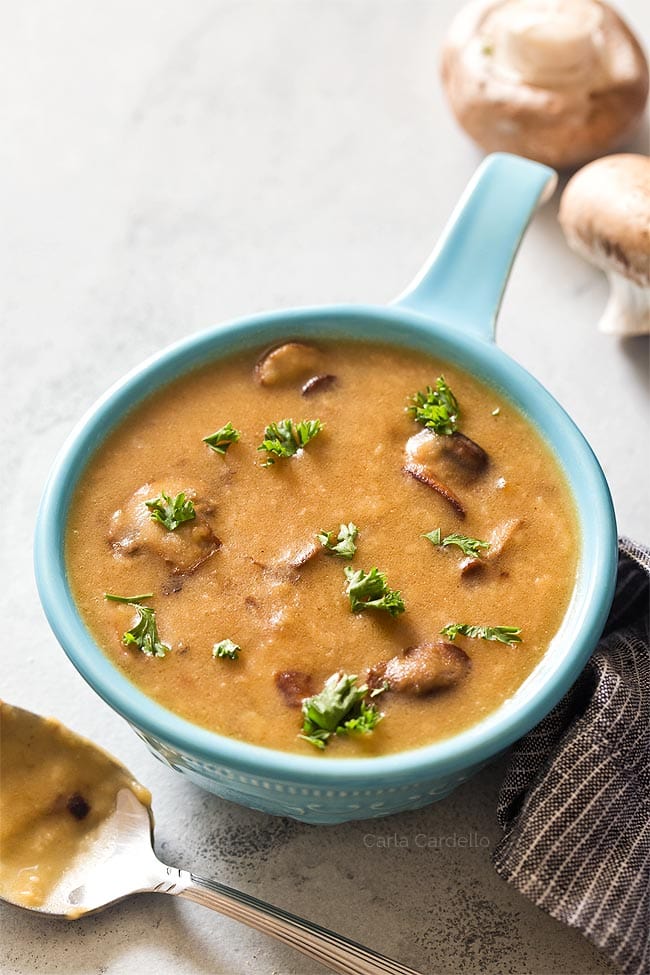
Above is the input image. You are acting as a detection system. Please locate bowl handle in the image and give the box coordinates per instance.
[393,153,557,342]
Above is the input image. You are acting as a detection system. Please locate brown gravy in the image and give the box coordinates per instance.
[65,340,579,755]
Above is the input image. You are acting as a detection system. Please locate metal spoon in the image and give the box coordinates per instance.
[0,705,422,975]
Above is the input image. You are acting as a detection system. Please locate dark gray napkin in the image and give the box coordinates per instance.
[493,538,650,975]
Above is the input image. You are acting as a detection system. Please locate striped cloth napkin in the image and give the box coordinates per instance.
[493,538,649,975]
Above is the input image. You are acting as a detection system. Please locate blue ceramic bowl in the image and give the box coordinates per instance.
[34,155,617,824]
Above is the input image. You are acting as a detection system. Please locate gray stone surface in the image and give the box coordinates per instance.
[1,2,648,973]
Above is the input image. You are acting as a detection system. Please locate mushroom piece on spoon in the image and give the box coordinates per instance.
[441,0,649,169]
[559,154,650,336]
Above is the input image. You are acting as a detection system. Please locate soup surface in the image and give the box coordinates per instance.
[0,702,150,910]
[66,339,579,755]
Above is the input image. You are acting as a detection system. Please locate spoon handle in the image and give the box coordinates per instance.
[167,868,423,975]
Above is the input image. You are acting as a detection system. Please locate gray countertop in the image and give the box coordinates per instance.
[1,2,648,973]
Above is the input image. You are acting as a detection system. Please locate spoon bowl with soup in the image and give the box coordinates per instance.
[0,702,422,975]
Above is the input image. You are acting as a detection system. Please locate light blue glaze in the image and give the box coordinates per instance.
[396,153,557,339]
[34,154,617,824]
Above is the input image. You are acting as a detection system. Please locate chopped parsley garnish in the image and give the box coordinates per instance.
[408,376,459,435]
[344,566,405,617]
[145,491,196,531]
[257,418,323,466]
[104,592,154,604]
[317,522,359,559]
[203,422,241,455]
[440,624,522,646]
[423,529,490,559]
[300,672,383,750]
[122,605,170,657]
[212,638,241,660]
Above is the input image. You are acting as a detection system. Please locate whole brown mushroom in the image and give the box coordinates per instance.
[441,0,649,169]
[559,153,650,335]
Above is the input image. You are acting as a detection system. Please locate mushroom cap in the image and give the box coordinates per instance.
[441,0,649,170]
[559,154,650,287]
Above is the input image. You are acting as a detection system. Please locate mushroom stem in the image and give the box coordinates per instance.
[600,272,650,336]
[559,154,650,336]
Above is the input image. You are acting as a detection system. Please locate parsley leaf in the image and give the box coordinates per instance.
[338,699,383,736]
[300,672,383,749]
[203,422,241,455]
[295,419,323,444]
[104,592,154,604]
[440,624,522,646]
[145,491,196,531]
[257,418,323,466]
[317,522,359,559]
[122,605,170,657]
[423,529,490,559]
[344,566,405,617]
[408,376,459,435]
[212,638,241,660]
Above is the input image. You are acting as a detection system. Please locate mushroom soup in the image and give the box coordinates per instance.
[66,340,579,755]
